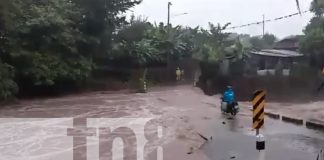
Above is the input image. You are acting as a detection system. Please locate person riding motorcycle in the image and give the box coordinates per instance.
[223,86,235,104]
[221,86,239,115]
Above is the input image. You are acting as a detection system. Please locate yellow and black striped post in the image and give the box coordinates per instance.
[252,90,266,130]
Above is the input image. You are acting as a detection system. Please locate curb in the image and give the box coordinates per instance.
[265,112,280,119]
[306,121,324,130]
[248,107,324,131]
[281,116,303,125]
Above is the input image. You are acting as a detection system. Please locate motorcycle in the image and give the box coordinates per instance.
[220,97,239,116]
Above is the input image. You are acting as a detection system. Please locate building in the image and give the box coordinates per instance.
[249,36,303,76]
[273,36,301,51]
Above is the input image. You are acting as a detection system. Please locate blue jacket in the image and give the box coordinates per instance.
[223,88,235,103]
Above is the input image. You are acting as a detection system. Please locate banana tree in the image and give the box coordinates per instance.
[148,23,190,61]
[192,23,233,62]
[112,38,163,92]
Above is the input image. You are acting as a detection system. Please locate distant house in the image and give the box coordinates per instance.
[249,36,303,76]
[273,36,301,51]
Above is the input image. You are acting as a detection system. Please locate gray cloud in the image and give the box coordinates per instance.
[131,0,314,38]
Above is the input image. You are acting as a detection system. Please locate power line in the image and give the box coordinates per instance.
[225,10,310,30]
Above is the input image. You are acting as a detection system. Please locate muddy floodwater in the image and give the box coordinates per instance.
[1,85,324,160]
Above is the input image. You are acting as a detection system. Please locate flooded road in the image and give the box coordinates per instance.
[202,114,324,160]
[0,85,324,160]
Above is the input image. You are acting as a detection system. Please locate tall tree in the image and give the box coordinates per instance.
[301,0,324,68]
[75,0,141,63]
[311,0,324,16]
[4,0,93,87]
[192,23,234,63]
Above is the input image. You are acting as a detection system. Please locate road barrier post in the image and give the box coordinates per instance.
[317,149,324,160]
[252,90,266,151]
[143,80,147,93]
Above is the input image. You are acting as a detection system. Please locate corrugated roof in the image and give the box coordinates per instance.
[251,49,303,58]
[273,35,302,50]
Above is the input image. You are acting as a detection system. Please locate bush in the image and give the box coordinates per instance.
[0,61,18,100]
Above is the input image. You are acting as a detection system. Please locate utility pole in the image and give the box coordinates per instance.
[167,2,172,80]
[167,2,172,28]
[262,14,265,37]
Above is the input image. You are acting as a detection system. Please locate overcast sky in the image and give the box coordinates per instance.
[130,0,314,38]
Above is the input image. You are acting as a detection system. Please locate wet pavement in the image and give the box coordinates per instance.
[0,85,324,160]
[202,114,324,160]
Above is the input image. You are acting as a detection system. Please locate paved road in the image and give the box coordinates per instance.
[1,85,324,160]
[201,113,324,160]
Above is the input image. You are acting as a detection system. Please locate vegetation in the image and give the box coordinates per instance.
[0,60,17,100]
[249,34,277,50]
[0,0,141,99]
[0,0,321,100]
[301,0,324,68]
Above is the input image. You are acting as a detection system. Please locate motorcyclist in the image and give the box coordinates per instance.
[223,86,235,104]
[222,86,238,114]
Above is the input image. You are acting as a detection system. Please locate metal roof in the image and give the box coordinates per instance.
[250,49,303,58]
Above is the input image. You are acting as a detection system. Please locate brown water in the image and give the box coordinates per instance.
[1,85,324,160]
